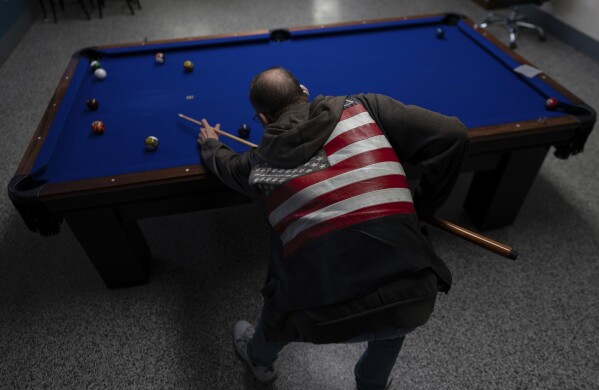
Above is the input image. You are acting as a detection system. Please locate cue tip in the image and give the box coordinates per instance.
[508,249,519,261]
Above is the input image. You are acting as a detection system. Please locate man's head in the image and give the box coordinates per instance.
[249,67,308,125]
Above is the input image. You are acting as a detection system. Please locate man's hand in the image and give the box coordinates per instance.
[197,119,221,145]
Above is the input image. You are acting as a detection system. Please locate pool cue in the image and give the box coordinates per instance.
[421,216,519,260]
[182,113,517,259]
[179,114,257,148]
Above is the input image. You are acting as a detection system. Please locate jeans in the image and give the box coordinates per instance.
[246,316,411,390]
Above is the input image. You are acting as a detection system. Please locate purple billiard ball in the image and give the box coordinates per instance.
[86,98,99,111]
[238,123,251,139]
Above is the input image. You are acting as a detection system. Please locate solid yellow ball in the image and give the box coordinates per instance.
[145,136,159,151]
[183,60,194,72]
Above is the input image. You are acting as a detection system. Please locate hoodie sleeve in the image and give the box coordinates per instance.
[360,94,470,217]
[200,139,255,197]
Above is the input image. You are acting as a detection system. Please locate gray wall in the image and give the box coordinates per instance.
[0,0,38,66]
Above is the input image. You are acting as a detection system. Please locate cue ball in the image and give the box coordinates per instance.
[237,123,251,139]
[94,68,107,80]
[155,52,165,64]
[86,98,99,110]
[436,28,445,39]
[91,120,105,134]
[145,136,159,151]
[183,60,194,72]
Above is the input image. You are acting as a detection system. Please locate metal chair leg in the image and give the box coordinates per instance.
[509,25,518,49]
[49,0,58,23]
[78,0,91,20]
[39,0,48,20]
[125,0,135,15]
[517,21,547,41]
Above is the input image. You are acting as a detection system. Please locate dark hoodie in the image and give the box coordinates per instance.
[201,94,469,343]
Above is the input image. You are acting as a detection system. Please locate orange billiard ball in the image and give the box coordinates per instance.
[91,120,105,134]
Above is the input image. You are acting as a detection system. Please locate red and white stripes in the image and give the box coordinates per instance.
[266,103,415,256]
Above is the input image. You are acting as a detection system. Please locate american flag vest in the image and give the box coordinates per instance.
[250,98,415,256]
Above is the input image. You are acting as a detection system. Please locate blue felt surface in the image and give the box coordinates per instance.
[32,16,571,184]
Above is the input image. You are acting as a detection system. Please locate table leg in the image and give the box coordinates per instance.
[39,0,48,20]
[65,207,151,288]
[464,146,549,230]
[49,0,57,23]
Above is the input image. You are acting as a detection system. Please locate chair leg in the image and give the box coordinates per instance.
[508,25,518,49]
[517,21,547,41]
[39,0,48,20]
[78,0,91,20]
[476,12,508,30]
[125,0,135,15]
[98,0,103,18]
[49,0,58,23]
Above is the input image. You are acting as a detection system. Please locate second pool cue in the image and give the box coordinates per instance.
[421,216,518,260]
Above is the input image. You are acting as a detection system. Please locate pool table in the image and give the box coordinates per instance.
[8,13,595,288]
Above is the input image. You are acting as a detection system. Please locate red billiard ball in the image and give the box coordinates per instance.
[86,98,99,110]
[91,120,105,134]
[545,97,559,110]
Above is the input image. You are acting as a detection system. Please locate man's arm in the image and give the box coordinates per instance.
[361,94,470,217]
[197,119,255,196]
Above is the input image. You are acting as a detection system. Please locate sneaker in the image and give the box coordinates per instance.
[233,320,277,383]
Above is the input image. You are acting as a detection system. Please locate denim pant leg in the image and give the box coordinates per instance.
[246,317,289,367]
[353,329,409,390]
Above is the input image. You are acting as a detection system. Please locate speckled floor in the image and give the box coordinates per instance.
[1,1,598,389]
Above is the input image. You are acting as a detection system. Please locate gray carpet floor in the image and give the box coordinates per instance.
[1,1,598,389]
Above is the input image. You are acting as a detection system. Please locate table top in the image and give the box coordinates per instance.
[16,14,592,192]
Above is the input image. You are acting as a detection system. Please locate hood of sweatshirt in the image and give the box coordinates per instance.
[255,95,348,168]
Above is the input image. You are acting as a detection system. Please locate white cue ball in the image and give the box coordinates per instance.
[94,68,107,80]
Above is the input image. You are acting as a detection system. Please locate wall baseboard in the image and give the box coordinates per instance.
[523,4,599,63]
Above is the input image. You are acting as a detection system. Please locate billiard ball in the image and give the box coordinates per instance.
[436,28,445,39]
[86,98,99,111]
[94,68,107,80]
[91,120,105,134]
[237,123,251,139]
[90,60,102,70]
[145,136,159,151]
[155,52,165,64]
[545,97,559,110]
[183,60,194,72]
